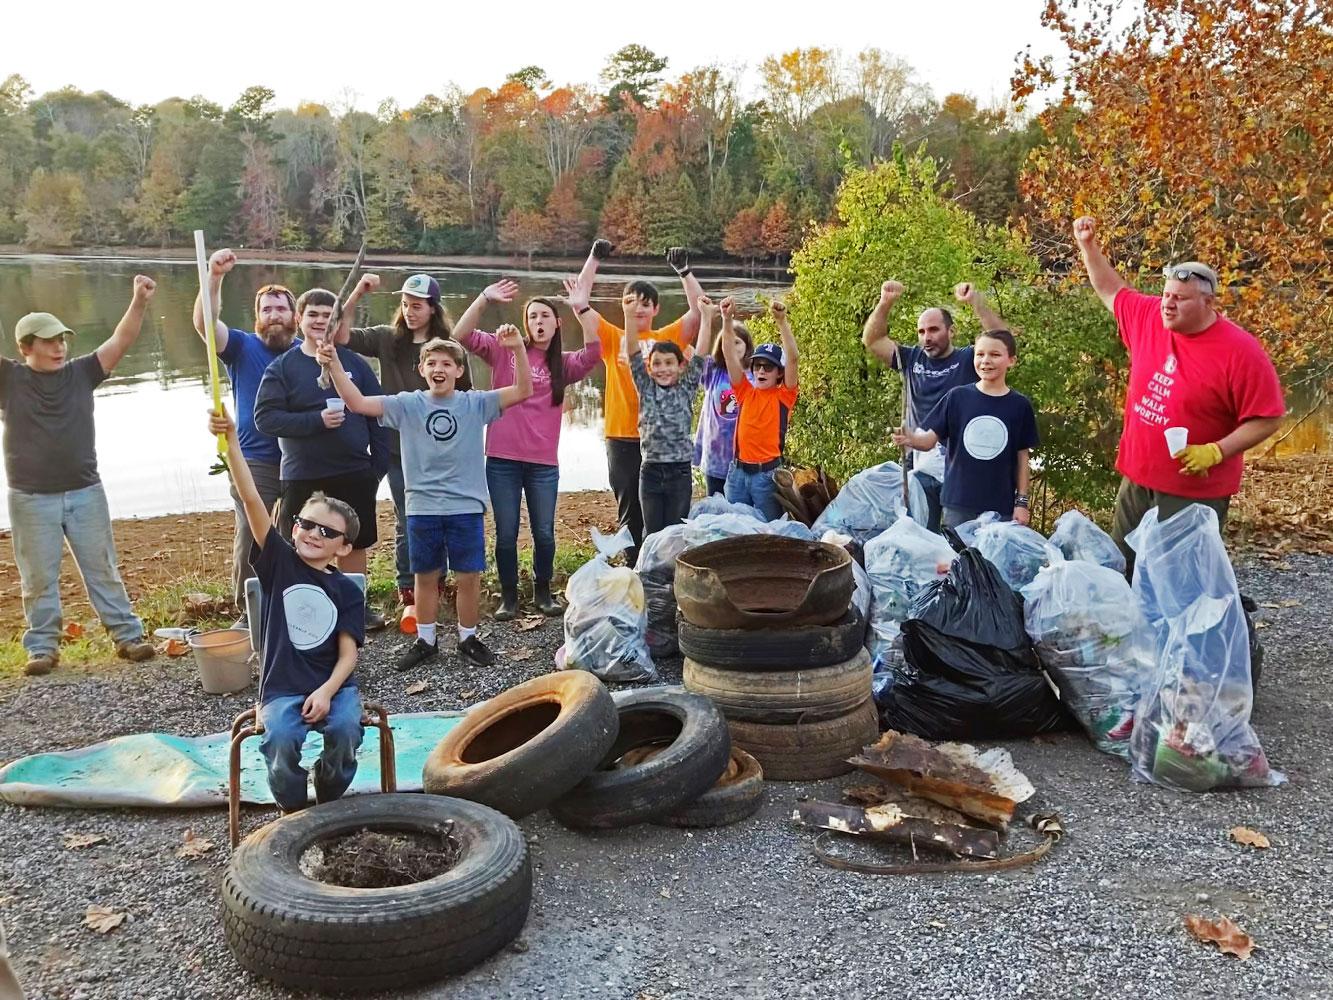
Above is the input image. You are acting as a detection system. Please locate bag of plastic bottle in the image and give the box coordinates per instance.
[1125,506,1282,791]
[864,515,956,664]
[688,495,764,522]
[681,512,768,548]
[1049,509,1126,574]
[812,461,906,545]
[635,524,692,659]
[1022,555,1155,757]
[972,519,1053,592]
[558,527,659,683]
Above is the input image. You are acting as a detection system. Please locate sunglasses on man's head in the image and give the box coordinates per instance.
[294,516,346,540]
[1162,267,1215,293]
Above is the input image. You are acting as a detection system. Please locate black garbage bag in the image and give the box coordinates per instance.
[880,549,1070,740]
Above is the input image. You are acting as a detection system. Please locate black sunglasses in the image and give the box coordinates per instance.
[294,516,346,540]
[1162,266,1215,293]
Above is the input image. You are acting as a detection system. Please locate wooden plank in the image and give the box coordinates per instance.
[791,800,1000,859]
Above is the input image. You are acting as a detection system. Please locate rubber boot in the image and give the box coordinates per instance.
[494,584,520,621]
[534,579,563,617]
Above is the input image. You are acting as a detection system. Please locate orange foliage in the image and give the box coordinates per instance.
[723,207,766,260]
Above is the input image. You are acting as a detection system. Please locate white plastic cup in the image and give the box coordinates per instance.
[324,397,346,414]
[1164,426,1188,456]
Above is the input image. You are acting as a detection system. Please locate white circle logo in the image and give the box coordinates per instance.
[962,415,1009,461]
[1164,354,1178,374]
[282,584,338,650]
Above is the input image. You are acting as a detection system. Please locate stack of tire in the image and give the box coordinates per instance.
[679,612,877,780]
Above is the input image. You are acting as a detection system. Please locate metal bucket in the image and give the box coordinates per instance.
[187,628,254,695]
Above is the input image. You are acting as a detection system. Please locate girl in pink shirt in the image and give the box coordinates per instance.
[454,280,602,620]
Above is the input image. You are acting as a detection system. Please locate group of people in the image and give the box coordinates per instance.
[0,219,1285,814]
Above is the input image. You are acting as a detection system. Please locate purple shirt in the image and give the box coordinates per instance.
[692,358,751,479]
[457,330,602,467]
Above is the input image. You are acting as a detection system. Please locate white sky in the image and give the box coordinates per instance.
[9,0,1060,112]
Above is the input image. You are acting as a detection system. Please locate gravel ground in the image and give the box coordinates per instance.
[2,554,1331,1000]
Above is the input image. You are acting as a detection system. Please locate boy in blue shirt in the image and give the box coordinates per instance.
[208,407,365,814]
[893,329,1038,530]
[318,329,532,672]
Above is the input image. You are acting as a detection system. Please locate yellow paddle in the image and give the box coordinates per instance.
[193,230,228,473]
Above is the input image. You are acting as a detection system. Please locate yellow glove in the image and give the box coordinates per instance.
[1176,442,1224,476]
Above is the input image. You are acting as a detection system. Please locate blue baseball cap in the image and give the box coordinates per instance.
[395,274,440,303]
[749,343,785,369]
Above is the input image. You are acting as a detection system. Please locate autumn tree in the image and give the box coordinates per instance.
[723,206,766,267]
[498,207,552,268]
[1015,0,1332,371]
[601,44,668,112]
[761,201,797,262]
[19,169,88,246]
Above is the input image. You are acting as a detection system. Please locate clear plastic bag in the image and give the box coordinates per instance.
[635,524,692,659]
[767,516,818,541]
[1126,506,1282,791]
[681,512,767,548]
[1049,509,1126,574]
[559,527,659,683]
[812,461,906,545]
[951,510,1000,549]
[1022,555,1155,757]
[864,514,956,662]
[689,495,764,522]
[972,520,1053,591]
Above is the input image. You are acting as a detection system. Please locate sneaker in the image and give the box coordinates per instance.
[24,651,58,676]
[365,608,388,632]
[395,637,439,672]
[458,634,497,668]
[116,638,155,662]
[232,614,249,631]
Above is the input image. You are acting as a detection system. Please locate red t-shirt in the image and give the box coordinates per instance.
[1113,289,1284,498]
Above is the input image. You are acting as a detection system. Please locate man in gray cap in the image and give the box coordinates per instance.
[0,276,158,675]
[1072,215,1286,575]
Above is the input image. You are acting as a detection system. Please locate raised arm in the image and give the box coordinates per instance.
[666,246,701,346]
[573,239,614,320]
[772,300,799,389]
[861,280,904,366]
[96,275,156,374]
[316,341,385,418]
[1073,216,1129,312]
[192,249,233,354]
[495,325,533,410]
[954,282,1006,333]
[719,297,746,387]
[453,278,520,344]
[209,406,270,550]
[333,273,380,345]
[563,276,602,344]
[695,295,719,358]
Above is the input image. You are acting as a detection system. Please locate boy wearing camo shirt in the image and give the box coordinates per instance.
[627,293,719,536]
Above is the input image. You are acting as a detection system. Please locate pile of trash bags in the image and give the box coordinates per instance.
[961,515,1052,592]
[864,514,958,668]
[812,462,906,545]
[1022,554,1155,758]
[1126,506,1283,790]
[558,527,659,683]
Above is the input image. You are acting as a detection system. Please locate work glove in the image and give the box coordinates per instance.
[665,246,691,276]
[590,239,615,260]
[1176,442,1224,476]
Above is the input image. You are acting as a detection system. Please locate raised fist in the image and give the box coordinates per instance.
[497,323,524,350]
[665,246,690,275]
[315,340,337,366]
[591,239,615,261]
[880,280,904,304]
[1073,216,1097,246]
[132,275,157,301]
[719,296,735,319]
[697,294,716,314]
[483,279,519,305]
[769,300,788,320]
[209,249,237,276]
[953,282,976,303]
[357,273,381,295]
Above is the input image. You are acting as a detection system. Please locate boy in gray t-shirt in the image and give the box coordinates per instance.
[319,330,532,671]
[627,293,719,536]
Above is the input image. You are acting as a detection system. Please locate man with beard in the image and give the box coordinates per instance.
[193,249,299,620]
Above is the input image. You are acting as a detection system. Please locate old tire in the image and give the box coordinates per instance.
[683,650,872,723]
[676,608,865,669]
[549,687,730,829]
[422,671,618,817]
[727,699,879,781]
[656,747,764,828]
[222,794,530,994]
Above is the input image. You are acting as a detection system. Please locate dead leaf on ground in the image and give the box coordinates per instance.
[404,679,429,695]
[518,615,545,631]
[1277,599,1301,608]
[62,622,84,639]
[176,829,215,859]
[1184,915,1255,960]
[659,888,671,899]
[62,832,108,849]
[508,647,535,662]
[162,638,190,658]
[84,906,128,934]
[1230,826,1271,849]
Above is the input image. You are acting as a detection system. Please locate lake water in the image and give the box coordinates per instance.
[0,255,781,529]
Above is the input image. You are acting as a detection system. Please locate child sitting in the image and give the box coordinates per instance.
[318,332,532,672]
[720,297,800,520]
[892,329,1039,530]
[209,407,365,814]
[627,293,718,535]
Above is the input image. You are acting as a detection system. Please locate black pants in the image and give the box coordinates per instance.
[704,474,727,498]
[606,438,644,563]
[640,461,692,538]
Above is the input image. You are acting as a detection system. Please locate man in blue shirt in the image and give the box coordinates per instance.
[193,249,297,619]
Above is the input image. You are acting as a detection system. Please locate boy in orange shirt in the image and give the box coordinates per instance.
[569,240,702,562]
[719,296,799,520]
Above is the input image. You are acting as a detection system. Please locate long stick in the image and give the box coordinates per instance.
[316,240,368,389]
[193,231,226,461]
[900,358,914,507]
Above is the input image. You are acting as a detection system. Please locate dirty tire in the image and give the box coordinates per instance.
[549,687,731,829]
[655,747,765,828]
[222,794,530,994]
[676,608,866,669]
[422,671,618,817]
[727,699,879,781]
[683,650,872,723]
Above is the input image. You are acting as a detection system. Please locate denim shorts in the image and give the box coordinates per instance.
[407,512,486,575]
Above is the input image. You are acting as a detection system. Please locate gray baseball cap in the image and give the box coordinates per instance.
[15,312,74,344]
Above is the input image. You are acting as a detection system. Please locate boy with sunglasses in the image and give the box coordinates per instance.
[207,406,366,815]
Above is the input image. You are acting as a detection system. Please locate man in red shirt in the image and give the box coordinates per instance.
[1073,216,1285,575]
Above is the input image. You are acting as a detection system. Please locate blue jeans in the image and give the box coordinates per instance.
[259,686,363,811]
[8,483,144,657]
[724,463,782,521]
[640,461,692,537]
[486,457,559,589]
[386,457,412,590]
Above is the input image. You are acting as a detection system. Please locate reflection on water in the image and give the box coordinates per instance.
[0,256,781,528]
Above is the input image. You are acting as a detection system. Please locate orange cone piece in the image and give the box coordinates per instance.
[400,604,418,635]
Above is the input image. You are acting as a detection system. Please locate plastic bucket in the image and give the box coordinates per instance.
[187,628,254,695]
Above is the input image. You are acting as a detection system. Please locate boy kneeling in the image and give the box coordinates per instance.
[209,408,365,813]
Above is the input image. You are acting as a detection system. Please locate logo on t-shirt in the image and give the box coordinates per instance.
[719,387,737,417]
[282,584,338,650]
[1163,354,1178,375]
[962,415,1009,461]
[426,409,458,442]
